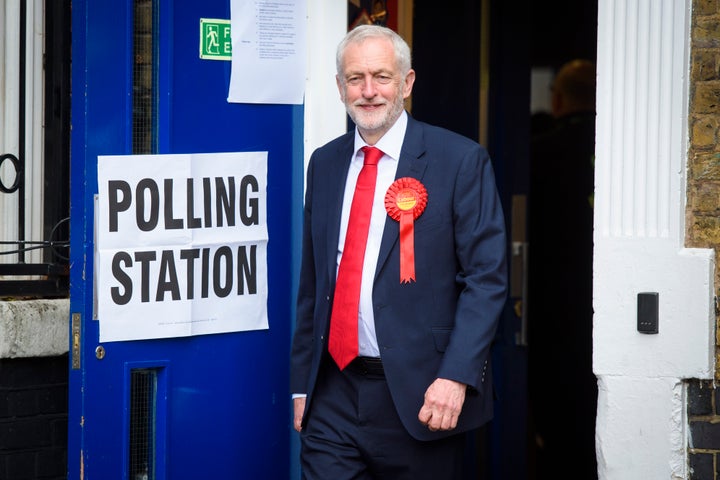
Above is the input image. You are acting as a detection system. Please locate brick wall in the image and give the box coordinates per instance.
[688,381,717,479]
[686,0,720,275]
[0,355,68,480]
[686,0,720,478]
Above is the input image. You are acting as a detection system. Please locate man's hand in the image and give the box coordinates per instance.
[293,397,306,432]
[418,378,467,431]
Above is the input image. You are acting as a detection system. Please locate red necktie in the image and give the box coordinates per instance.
[328,146,383,370]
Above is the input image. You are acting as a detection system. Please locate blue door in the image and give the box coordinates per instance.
[69,1,302,478]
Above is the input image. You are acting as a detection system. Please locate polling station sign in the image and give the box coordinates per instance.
[96,152,269,342]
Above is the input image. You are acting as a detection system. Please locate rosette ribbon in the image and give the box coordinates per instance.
[384,177,428,283]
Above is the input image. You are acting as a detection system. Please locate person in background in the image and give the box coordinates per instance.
[528,58,598,479]
[290,24,507,480]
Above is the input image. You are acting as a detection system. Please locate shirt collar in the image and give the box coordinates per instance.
[353,110,408,161]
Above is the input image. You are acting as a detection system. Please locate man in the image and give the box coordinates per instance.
[290,24,507,479]
[528,59,597,479]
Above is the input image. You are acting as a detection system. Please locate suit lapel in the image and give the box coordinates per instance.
[375,117,428,280]
[326,133,355,285]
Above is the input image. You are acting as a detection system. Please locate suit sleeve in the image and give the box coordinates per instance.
[289,155,317,395]
[436,145,507,390]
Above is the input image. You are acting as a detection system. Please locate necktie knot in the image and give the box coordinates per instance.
[361,146,383,166]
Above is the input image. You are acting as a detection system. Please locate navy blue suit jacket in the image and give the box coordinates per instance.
[290,114,507,441]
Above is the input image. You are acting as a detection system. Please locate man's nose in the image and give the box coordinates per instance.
[361,76,376,97]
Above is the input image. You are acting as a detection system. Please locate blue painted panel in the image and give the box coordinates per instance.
[70,1,302,478]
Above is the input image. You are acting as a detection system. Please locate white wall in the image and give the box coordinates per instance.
[594,0,715,478]
[303,0,347,170]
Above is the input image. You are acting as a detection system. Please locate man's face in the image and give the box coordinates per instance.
[337,37,415,144]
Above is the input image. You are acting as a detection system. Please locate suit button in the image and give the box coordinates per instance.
[326,295,330,301]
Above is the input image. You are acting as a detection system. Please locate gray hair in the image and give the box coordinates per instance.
[336,25,412,77]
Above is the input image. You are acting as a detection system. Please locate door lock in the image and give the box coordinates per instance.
[95,345,106,360]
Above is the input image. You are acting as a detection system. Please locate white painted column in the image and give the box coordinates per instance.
[594,0,714,478]
[303,0,347,173]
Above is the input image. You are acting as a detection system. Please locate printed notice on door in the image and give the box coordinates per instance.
[228,0,306,104]
[96,152,269,342]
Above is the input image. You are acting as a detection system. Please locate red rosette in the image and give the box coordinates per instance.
[384,177,428,283]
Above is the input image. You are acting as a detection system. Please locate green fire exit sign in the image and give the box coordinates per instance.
[200,18,231,60]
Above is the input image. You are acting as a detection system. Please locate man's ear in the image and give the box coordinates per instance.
[403,69,416,99]
[336,75,345,102]
[551,91,563,117]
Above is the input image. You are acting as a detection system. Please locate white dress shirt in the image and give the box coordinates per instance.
[336,111,407,358]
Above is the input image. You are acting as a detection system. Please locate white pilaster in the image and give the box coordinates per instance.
[303,0,347,172]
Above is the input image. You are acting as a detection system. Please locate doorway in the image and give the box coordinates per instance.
[408,1,599,478]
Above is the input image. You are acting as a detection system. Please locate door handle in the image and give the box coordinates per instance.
[511,241,529,346]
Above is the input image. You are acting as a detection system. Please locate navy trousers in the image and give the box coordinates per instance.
[300,357,465,480]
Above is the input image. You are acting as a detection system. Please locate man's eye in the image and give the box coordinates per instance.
[375,75,392,84]
[347,77,362,86]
